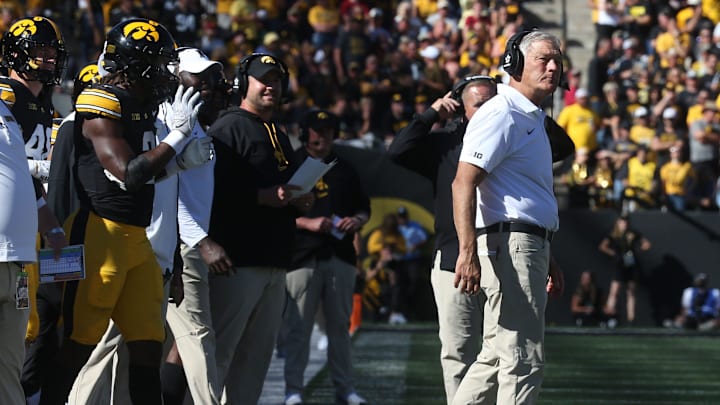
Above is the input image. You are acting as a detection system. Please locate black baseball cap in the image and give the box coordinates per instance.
[246,54,285,79]
[303,109,339,131]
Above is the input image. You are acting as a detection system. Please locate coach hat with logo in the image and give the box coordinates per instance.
[303,109,339,132]
[247,54,284,78]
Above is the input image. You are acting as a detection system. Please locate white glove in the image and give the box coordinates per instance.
[170,84,203,137]
[176,136,214,170]
[28,159,51,182]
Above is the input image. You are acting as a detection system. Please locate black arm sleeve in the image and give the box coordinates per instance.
[124,154,154,192]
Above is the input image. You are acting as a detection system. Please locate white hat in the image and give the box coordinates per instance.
[622,38,635,50]
[575,88,589,98]
[437,0,450,8]
[369,7,383,18]
[419,45,440,60]
[313,49,326,64]
[662,107,678,119]
[633,106,648,118]
[178,48,221,74]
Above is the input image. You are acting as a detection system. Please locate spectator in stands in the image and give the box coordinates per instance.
[675,273,720,330]
[653,107,686,170]
[571,270,604,326]
[599,214,651,327]
[308,0,340,49]
[659,145,695,211]
[621,145,658,211]
[561,147,596,209]
[595,81,621,141]
[557,88,601,155]
[418,44,452,103]
[366,213,406,324]
[594,0,623,42]
[563,68,583,105]
[358,53,393,138]
[589,152,616,209]
[395,206,429,323]
[621,0,654,53]
[628,106,656,152]
[334,13,372,85]
[689,101,720,209]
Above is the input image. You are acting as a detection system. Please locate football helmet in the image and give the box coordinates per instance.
[72,63,101,102]
[101,18,178,104]
[0,16,68,86]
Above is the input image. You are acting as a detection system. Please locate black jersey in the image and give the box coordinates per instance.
[0,76,54,160]
[74,84,157,227]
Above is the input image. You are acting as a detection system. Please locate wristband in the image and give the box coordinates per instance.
[161,129,189,153]
[45,227,65,237]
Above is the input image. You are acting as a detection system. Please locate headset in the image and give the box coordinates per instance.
[501,28,566,89]
[231,52,289,103]
[299,109,339,143]
[451,75,498,116]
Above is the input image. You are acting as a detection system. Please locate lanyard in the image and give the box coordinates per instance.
[263,122,288,171]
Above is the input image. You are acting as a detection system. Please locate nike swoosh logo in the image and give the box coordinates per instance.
[527,128,535,135]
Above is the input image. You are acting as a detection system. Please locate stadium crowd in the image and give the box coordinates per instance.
[0,0,719,404]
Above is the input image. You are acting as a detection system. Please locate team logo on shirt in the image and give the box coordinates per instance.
[123,20,161,42]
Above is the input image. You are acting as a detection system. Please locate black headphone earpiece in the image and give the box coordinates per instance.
[450,75,498,117]
[231,53,289,104]
[501,30,533,80]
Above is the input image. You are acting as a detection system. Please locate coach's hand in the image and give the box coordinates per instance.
[454,250,481,295]
[198,237,233,275]
[547,255,564,298]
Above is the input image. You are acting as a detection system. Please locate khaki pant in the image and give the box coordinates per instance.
[210,266,285,405]
[165,243,221,404]
[0,262,29,405]
[284,256,356,398]
[452,232,550,405]
[430,251,484,405]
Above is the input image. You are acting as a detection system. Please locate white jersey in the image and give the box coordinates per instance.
[459,84,559,231]
[0,101,38,263]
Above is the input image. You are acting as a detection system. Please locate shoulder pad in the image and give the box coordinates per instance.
[75,86,122,119]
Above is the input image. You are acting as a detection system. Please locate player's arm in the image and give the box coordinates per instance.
[83,117,178,192]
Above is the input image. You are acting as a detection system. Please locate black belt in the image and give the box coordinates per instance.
[477,221,554,242]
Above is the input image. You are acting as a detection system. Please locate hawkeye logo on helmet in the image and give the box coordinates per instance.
[78,65,100,84]
[317,112,328,119]
[9,19,36,37]
[260,55,276,65]
[123,20,161,42]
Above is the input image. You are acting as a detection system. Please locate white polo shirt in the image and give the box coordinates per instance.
[459,84,559,231]
[146,103,179,273]
[0,102,38,263]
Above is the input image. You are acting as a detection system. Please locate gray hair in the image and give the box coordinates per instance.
[518,31,562,58]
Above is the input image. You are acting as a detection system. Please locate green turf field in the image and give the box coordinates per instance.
[304,326,720,404]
